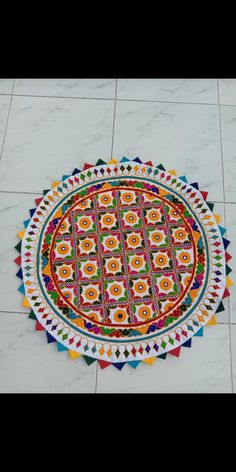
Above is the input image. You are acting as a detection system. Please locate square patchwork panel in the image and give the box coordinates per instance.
[79,281,102,307]
[130,276,153,301]
[150,249,173,272]
[75,213,96,233]
[132,301,157,323]
[78,258,101,281]
[53,237,74,260]
[143,206,164,226]
[124,230,145,251]
[104,279,128,304]
[154,273,179,298]
[75,197,94,212]
[120,208,142,230]
[96,191,117,210]
[146,227,168,249]
[171,226,192,246]
[118,189,139,206]
[77,235,98,256]
[103,255,125,277]
[126,252,149,275]
[174,246,194,270]
[52,261,75,285]
[98,211,118,231]
[100,232,122,254]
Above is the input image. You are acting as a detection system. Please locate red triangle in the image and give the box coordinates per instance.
[225,252,232,263]
[35,321,44,331]
[200,191,208,200]
[169,346,181,357]
[98,360,112,369]
[14,255,21,266]
[83,163,95,170]
[145,160,153,166]
[223,288,230,299]
[35,197,43,206]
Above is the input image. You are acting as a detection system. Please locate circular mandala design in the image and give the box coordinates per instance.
[17,158,231,368]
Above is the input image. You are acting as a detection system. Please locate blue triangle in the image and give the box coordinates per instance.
[182,338,192,348]
[46,332,57,344]
[18,284,25,295]
[72,168,81,175]
[57,342,68,352]
[223,238,230,249]
[190,182,199,190]
[62,175,70,181]
[194,327,203,337]
[179,176,187,183]
[29,208,36,217]
[127,361,141,369]
[16,268,23,279]
[120,156,130,163]
[113,362,125,371]
[132,157,143,163]
[23,219,30,228]
[218,226,226,237]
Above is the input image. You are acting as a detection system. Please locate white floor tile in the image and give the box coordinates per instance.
[14,79,116,99]
[97,325,232,393]
[219,80,236,105]
[113,100,223,201]
[0,192,38,313]
[0,79,13,95]
[0,312,97,393]
[117,79,218,104]
[220,105,236,202]
[230,325,236,392]
[225,204,236,323]
[0,95,11,150]
[0,96,114,193]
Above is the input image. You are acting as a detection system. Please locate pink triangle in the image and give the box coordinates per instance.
[169,346,181,357]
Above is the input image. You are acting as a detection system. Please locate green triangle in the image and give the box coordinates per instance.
[216,301,225,313]
[83,355,97,366]
[96,158,106,166]
[15,241,22,253]
[226,265,232,275]
[156,164,166,171]
[28,310,37,320]
[43,189,50,195]
[157,353,167,360]
[206,202,214,211]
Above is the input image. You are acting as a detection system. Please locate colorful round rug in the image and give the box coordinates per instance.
[15,157,232,370]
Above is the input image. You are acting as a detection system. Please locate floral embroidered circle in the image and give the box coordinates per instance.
[16,158,232,369]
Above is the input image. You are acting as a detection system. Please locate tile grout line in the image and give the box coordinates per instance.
[0,80,15,167]
[2,92,236,108]
[217,79,234,393]
[110,79,118,159]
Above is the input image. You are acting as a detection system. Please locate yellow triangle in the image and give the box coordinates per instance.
[226,276,233,288]
[214,214,221,224]
[51,181,60,189]
[142,357,156,365]
[206,314,218,326]
[17,229,25,240]
[42,262,51,277]
[69,350,81,359]
[108,158,118,164]
[22,296,31,308]
[168,169,177,176]
[54,208,63,219]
